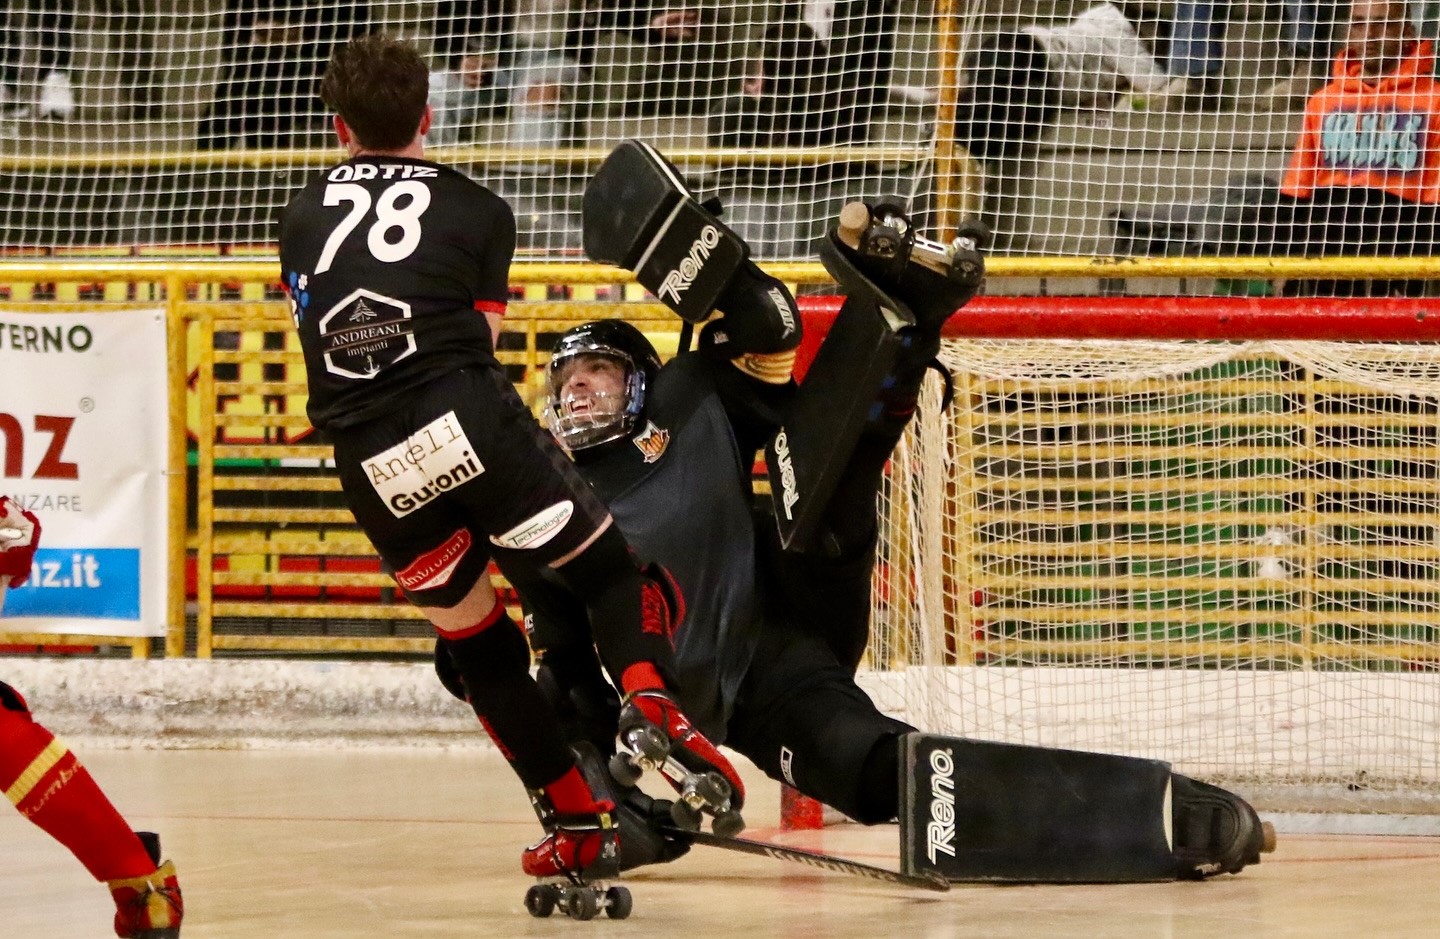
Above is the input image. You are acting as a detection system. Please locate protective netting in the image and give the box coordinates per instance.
[968,1,1440,263]
[0,1,941,258]
[866,337,1440,812]
[4,2,1438,270]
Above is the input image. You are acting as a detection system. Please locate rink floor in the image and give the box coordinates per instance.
[5,747,1440,938]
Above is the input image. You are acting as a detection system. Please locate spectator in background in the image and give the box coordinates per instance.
[0,6,75,120]
[196,0,369,149]
[1135,2,1338,112]
[1268,0,1440,294]
[566,1,742,117]
[708,19,832,147]
[429,39,584,153]
[434,0,514,65]
[955,3,1174,164]
[709,1,899,148]
[427,39,510,146]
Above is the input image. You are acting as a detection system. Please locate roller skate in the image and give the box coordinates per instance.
[1171,774,1277,879]
[521,778,632,921]
[609,689,746,837]
[109,831,183,939]
[822,198,987,335]
[573,741,691,872]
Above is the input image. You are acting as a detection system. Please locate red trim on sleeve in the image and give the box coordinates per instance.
[474,300,507,316]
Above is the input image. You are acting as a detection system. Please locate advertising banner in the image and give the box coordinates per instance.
[0,308,169,636]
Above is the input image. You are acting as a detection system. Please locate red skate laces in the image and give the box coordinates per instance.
[109,860,183,939]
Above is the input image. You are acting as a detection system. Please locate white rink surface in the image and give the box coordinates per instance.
[4,747,1440,939]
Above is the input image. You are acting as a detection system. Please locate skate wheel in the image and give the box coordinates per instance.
[951,259,983,283]
[524,884,557,918]
[711,809,745,839]
[691,771,731,807]
[1261,821,1278,854]
[954,218,992,248]
[604,885,633,920]
[629,723,671,763]
[670,799,702,831]
[609,751,643,787]
[563,885,599,921]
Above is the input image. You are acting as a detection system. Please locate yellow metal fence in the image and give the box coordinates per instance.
[5,258,1440,659]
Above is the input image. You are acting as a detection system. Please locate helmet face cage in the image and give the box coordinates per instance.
[546,344,647,452]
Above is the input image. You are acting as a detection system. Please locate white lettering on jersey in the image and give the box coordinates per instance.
[317,288,416,379]
[314,179,432,274]
[329,163,440,182]
[363,412,485,518]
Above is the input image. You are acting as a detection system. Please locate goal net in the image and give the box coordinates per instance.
[863,298,1440,814]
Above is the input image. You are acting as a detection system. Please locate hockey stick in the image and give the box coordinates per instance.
[662,826,951,892]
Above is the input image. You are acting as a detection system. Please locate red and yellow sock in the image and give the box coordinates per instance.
[0,708,155,881]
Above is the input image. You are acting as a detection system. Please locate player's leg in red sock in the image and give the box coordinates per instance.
[0,683,154,881]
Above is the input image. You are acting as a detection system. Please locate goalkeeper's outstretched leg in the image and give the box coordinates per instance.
[899,733,1275,883]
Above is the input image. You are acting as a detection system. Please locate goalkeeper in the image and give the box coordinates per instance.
[442,141,1271,882]
[517,189,983,830]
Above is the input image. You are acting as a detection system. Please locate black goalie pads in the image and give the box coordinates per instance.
[764,291,902,551]
[583,140,748,323]
[899,734,1273,883]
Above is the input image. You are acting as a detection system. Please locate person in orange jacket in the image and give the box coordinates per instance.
[1271,0,1440,295]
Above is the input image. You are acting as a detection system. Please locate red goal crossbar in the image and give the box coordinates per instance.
[795,295,1440,344]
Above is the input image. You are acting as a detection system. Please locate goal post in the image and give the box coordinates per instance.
[855,294,1440,816]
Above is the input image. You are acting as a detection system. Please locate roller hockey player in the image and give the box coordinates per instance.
[0,498,184,936]
[517,140,1273,883]
[278,39,743,906]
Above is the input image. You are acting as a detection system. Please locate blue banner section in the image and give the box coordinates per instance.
[1,548,141,620]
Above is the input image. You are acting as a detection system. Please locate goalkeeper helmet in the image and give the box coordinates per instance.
[546,320,662,452]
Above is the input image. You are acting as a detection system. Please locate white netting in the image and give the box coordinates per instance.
[866,337,1440,812]
[0,1,941,258]
[968,1,1440,263]
[4,2,1437,273]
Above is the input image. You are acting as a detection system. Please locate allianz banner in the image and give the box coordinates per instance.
[0,308,168,637]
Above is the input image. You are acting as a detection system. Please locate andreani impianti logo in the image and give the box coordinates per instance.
[0,548,141,619]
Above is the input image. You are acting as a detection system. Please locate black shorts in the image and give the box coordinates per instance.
[329,367,612,607]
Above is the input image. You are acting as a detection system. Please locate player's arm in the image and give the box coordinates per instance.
[472,192,518,353]
[0,497,41,615]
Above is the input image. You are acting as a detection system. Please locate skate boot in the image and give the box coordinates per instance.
[109,832,183,939]
[610,689,746,837]
[821,198,987,336]
[1171,774,1277,878]
[572,740,691,872]
[521,779,632,920]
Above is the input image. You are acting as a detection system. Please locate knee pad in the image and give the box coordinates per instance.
[0,680,29,713]
[433,640,468,703]
[440,614,532,702]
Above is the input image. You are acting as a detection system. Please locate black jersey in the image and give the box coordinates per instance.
[277,156,515,430]
[567,355,770,742]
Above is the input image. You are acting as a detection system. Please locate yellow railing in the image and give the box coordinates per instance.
[5,257,1440,659]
